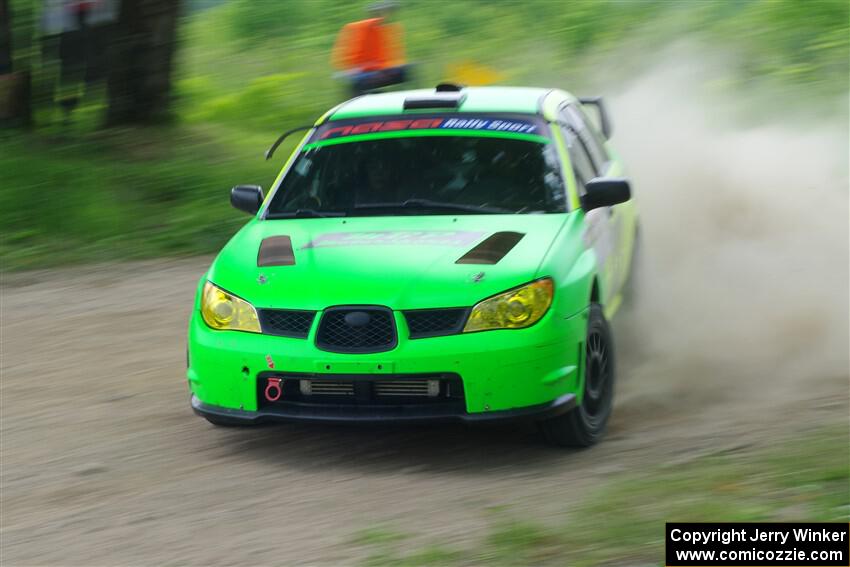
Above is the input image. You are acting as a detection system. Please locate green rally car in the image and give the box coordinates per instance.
[188,84,638,446]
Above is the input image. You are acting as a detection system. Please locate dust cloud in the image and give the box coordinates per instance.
[604,55,849,422]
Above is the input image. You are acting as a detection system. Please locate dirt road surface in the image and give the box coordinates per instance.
[2,256,847,565]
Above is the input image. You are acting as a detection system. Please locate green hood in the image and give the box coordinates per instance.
[207,214,571,310]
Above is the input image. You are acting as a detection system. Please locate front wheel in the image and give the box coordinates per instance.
[539,303,615,447]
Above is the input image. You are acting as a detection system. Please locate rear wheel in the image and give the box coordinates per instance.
[539,303,615,447]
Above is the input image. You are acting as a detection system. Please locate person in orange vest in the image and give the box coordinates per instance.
[331,1,412,96]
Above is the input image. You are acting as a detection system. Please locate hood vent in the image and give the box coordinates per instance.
[456,232,524,265]
[257,236,295,266]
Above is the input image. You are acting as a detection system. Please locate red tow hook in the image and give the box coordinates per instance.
[264,377,283,402]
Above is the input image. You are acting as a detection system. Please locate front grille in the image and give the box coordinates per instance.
[404,308,469,338]
[299,380,354,396]
[258,309,316,338]
[373,379,440,397]
[316,307,396,353]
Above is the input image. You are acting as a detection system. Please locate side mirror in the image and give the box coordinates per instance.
[230,185,264,215]
[581,178,631,211]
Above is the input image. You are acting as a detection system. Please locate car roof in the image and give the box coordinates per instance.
[326,86,577,122]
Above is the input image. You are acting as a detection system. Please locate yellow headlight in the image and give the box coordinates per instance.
[201,282,261,333]
[463,278,554,332]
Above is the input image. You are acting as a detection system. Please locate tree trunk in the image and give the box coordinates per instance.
[105,0,179,126]
[1,0,12,74]
[0,0,32,128]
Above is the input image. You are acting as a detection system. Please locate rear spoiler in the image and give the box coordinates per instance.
[579,96,612,139]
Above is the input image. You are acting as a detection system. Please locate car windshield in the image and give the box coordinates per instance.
[266,134,567,218]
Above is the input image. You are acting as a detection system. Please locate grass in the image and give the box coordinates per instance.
[0,124,296,270]
[350,426,850,566]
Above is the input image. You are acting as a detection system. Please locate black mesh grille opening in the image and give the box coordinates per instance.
[316,307,397,353]
[257,372,465,409]
[258,309,316,338]
[404,308,469,339]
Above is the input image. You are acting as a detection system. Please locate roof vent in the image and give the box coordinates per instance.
[435,82,464,92]
[403,89,466,110]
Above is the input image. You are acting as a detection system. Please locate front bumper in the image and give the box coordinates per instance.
[187,306,588,418]
[191,393,576,424]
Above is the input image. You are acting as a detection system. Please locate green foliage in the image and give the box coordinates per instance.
[351,527,409,546]
[1,0,848,269]
[227,0,311,41]
[726,0,850,90]
[8,0,38,70]
[165,0,850,154]
[183,73,320,131]
[207,0,848,95]
[0,127,283,269]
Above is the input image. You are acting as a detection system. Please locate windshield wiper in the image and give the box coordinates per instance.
[354,199,512,214]
[267,209,346,219]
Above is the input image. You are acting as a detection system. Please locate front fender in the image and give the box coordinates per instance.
[538,211,601,319]
[556,248,599,318]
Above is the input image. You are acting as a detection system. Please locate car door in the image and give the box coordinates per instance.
[558,105,625,305]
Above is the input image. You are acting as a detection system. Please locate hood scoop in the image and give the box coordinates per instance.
[456,232,524,265]
[258,236,295,266]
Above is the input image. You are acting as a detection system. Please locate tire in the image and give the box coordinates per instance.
[539,303,615,447]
